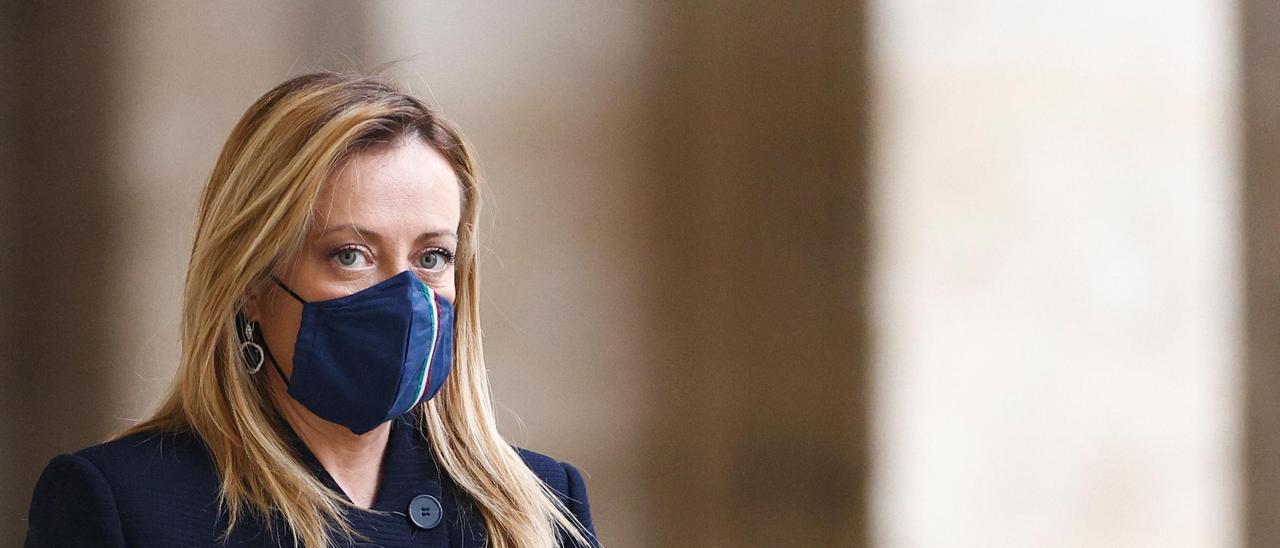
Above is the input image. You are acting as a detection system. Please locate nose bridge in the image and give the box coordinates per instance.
[380,240,418,282]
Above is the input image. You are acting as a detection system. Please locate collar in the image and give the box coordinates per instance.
[279,412,443,512]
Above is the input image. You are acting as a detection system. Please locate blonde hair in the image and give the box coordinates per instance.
[120,71,592,548]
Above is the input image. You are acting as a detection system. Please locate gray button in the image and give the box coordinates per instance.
[408,494,443,529]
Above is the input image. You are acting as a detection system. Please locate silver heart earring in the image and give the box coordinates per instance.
[241,320,265,374]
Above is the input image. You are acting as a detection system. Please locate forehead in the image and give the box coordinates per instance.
[312,138,462,235]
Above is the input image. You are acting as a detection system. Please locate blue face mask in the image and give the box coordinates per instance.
[256,270,454,435]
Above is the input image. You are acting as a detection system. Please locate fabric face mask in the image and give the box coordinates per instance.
[257,270,455,435]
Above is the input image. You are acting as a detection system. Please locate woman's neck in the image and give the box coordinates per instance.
[268,377,390,509]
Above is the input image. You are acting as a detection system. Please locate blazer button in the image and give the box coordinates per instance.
[409,494,443,529]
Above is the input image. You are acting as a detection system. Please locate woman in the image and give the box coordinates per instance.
[23,72,598,548]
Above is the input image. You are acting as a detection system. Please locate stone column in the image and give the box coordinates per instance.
[1243,0,1280,545]
[641,3,871,546]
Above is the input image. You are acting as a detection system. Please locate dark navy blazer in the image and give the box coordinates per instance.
[23,413,598,547]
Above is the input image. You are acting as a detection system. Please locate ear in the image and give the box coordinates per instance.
[242,285,262,323]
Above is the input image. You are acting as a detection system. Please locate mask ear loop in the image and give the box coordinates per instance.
[249,275,303,387]
[256,325,292,388]
[270,275,308,304]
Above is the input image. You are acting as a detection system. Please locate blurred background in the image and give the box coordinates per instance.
[1,1,1277,547]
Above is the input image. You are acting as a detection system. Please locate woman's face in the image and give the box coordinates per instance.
[246,136,462,379]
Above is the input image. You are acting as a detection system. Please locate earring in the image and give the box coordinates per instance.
[240,320,265,374]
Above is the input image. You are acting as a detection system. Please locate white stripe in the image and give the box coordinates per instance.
[413,284,439,403]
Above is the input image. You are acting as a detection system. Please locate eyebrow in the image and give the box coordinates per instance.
[316,223,458,242]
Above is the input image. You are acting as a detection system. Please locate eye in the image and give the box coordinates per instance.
[329,245,372,269]
[417,247,456,273]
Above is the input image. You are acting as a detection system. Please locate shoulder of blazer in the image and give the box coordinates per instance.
[513,446,600,547]
[25,452,127,547]
[73,428,222,500]
[26,429,224,547]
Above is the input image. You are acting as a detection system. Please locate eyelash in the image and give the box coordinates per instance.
[328,245,456,269]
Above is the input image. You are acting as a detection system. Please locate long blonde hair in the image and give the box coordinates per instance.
[121,71,592,548]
